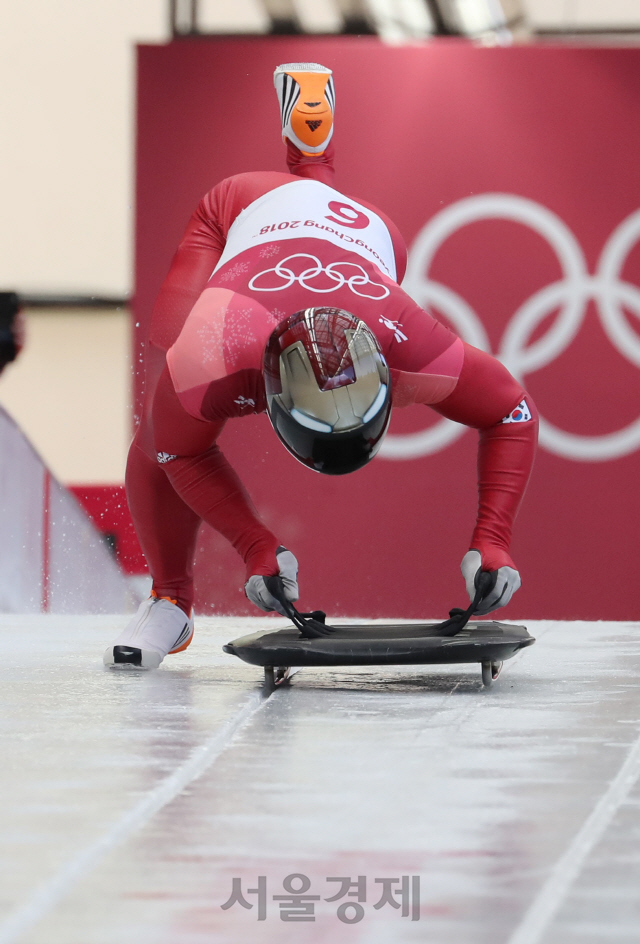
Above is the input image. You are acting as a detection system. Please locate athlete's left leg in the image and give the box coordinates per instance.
[275,62,336,187]
[285,138,335,186]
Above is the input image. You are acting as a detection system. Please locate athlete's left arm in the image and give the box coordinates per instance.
[429,343,538,613]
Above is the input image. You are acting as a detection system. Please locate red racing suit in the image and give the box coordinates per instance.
[128,143,537,615]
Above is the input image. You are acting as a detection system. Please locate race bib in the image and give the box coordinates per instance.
[213,180,397,281]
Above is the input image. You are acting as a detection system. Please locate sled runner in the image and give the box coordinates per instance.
[223,575,535,692]
[224,620,534,692]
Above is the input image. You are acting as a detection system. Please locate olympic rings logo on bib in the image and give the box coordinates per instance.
[380,194,640,463]
[249,253,390,300]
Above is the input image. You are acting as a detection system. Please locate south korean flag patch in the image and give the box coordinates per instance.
[502,399,532,424]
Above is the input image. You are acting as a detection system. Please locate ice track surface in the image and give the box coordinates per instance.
[1,617,640,944]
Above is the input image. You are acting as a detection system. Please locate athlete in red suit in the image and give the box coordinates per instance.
[104,63,537,668]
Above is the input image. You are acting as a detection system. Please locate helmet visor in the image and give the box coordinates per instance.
[265,307,391,474]
[269,384,391,474]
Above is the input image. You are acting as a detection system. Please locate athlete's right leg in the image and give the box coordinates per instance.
[103,344,208,669]
[151,365,281,581]
[126,342,205,618]
[116,190,226,629]
[106,360,282,671]
[101,433,202,669]
[103,427,204,669]
[125,433,202,616]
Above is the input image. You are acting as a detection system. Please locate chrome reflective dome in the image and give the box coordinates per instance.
[264,307,391,475]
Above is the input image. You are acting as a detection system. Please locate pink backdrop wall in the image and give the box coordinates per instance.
[136,38,640,620]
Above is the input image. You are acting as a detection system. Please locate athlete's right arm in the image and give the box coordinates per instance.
[151,364,297,611]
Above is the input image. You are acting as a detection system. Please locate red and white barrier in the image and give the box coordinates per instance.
[0,406,134,613]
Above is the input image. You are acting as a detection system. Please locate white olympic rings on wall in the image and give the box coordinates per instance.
[249,253,390,300]
[380,194,640,462]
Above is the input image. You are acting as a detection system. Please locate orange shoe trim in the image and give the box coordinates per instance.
[169,630,194,655]
[151,590,178,605]
[285,71,333,151]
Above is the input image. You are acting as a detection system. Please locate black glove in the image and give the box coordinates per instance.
[244,547,299,616]
[461,550,521,615]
